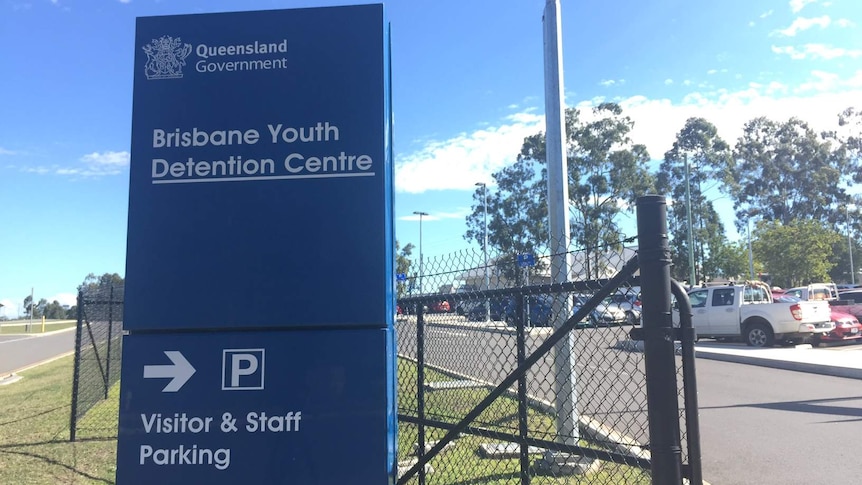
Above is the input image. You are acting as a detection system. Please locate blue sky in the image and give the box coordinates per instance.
[1,0,860,317]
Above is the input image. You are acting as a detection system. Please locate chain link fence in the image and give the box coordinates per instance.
[69,284,124,441]
[395,235,698,484]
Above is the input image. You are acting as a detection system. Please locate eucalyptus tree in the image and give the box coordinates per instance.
[657,117,733,283]
[751,219,842,288]
[466,103,654,281]
[465,156,548,282]
[395,240,414,299]
[730,116,857,229]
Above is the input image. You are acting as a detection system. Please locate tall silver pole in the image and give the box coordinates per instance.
[27,287,33,332]
[748,218,755,281]
[543,0,577,443]
[476,182,490,321]
[684,154,695,286]
[413,211,428,294]
[848,206,855,285]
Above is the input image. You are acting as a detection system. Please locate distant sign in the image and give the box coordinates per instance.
[396,273,407,281]
[517,253,535,267]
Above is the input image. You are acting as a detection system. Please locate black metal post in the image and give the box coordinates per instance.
[69,290,84,442]
[515,295,530,485]
[672,280,703,484]
[105,284,114,399]
[636,195,683,484]
[416,302,426,485]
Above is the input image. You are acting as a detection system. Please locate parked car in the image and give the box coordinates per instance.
[428,300,451,313]
[776,294,862,344]
[605,289,642,325]
[503,295,554,327]
[466,297,509,321]
[817,309,862,344]
[676,283,833,347]
[573,293,628,327]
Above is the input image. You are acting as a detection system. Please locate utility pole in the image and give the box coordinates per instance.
[413,211,428,294]
[543,0,577,445]
[475,182,490,321]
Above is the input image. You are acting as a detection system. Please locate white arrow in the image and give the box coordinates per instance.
[143,351,196,392]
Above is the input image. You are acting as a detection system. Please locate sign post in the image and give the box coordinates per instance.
[117,5,395,484]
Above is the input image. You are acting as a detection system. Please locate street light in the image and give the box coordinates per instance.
[684,154,696,287]
[847,205,856,285]
[413,211,428,294]
[475,182,490,321]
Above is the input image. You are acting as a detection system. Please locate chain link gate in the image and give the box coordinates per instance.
[395,200,701,484]
[69,284,124,441]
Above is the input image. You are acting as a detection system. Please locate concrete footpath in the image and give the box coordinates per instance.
[693,340,862,380]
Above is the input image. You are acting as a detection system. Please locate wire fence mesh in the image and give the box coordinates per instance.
[70,284,123,441]
[395,238,694,484]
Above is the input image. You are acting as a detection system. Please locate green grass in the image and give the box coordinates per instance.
[0,320,77,334]
[0,355,117,484]
[0,354,649,484]
[396,359,651,484]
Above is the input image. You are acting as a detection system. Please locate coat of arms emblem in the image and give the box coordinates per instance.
[143,36,192,80]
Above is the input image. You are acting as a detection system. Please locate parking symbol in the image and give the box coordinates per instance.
[222,349,265,390]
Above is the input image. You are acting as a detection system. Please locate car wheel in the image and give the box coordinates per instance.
[809,334,822,347]
[625,311,638,326]
[745,322,774,348]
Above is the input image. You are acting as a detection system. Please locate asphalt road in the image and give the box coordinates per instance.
[0,328,76,375]
[396,315,862,485]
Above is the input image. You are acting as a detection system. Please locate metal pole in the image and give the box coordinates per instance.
[684,154,695,287]
[413,211,428,294]
[476,182,491,321]
[848,206,855,285]
[748,218,755,280]
[637,195,683,484]
[543,0,577,443]
[69,290,84,442]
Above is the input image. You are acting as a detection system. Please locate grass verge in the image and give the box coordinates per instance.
[0,320,77,335]
[0,355,117,484]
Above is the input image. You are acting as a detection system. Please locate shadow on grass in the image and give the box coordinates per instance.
[0,404,70,427]
[0,437,116,485]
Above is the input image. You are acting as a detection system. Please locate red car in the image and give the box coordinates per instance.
[816,309,862,344]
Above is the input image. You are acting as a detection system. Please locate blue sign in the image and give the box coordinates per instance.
[517,253,535,267]
[396,273,407,281]
[117,329,396,484]
[124,4,393,331]
[118,5,396,485]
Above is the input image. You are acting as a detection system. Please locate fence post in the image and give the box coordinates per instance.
[416,302,426,485]
[515,295,530,485]
[69,290,84,442]
[636,195,683,484]
[105,284,114,399]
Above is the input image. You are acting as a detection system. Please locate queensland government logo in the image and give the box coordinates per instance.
[143,36,192,80]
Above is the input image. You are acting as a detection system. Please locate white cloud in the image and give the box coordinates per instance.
[664,79,674,85]
[707,69,718,75]
[790,0,818,13]
[0,147,16,155]
[20,150,130,178]
[399,208,470,222]
[774,15,831,36]
[46,292,77,308]
[772,43,862,59]
[599,79,625,87]
[0,298,20,319]
[394,112,544,194]
[395,71,862,194]
[760,10,775,19]
[835,18,855,28]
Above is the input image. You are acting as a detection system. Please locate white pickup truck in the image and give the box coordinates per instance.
[783,283,862,320]
[679,283,833,347]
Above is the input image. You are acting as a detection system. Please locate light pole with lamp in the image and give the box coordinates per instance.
[413,211,428,295]
[475,182,490,321]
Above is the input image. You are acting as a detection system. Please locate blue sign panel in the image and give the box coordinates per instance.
[116,328,396,484]
[125,5,392,331]
[517,253,535,267]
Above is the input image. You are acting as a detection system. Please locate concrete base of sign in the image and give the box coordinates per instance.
[533,451,601,476]
[397,457,434,477]
[425,379,485,391]
[477,442,545,459]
